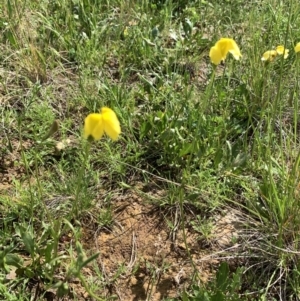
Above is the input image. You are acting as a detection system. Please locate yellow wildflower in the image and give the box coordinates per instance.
[276,45,289,59]
[209,38,242,65]
[84,107,121,141]
[123,26,129,37]
[294,42,300,53]
[261,50,277,62]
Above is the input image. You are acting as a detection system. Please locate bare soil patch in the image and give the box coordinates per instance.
[82,189,245,301]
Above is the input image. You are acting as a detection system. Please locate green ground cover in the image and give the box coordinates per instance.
[1,0,300,300]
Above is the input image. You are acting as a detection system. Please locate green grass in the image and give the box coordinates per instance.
[2,0,300,300]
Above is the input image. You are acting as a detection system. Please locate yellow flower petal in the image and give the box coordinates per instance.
[261,50,277,62]
[209,45,224,65]
[229,49,242,60]
[101,107,121,141]
[123,26,129,37]
[84,113,104,140]
[84,107,121,141]
[209,38,242,65]
[276,45,289,59]
[294,42,300,53]
[217,38,242,60]
[276,45,284,54]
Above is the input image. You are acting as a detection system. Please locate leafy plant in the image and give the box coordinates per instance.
[183,263,243,301]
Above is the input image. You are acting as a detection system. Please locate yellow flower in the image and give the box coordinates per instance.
[84,107,121,141]
[209,38,242,65]
[294,42,300,53]
[276,45,289,59]
[123,26,129,37]
[261,50,277,62]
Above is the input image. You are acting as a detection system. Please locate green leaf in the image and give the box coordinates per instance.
[230,267,242,292]
[140,121,152,139]
[6,132,13,153]
[7,0,13,18]
[216,262,229,292]
[214,148,223,168]
[6,254,23,268]
[5,30,17,46]
[0,251,8,272]
[179,143,193,157]
[24,267,35,278]
[232,152,247,169]
[20,231,35,257]
[211,291,224,301]
[79,252,100,270]
[56,282,69,297]
[44,242,54,263]
[181,290,189,301]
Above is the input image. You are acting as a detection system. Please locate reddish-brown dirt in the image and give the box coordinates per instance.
[82,189,244,301]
